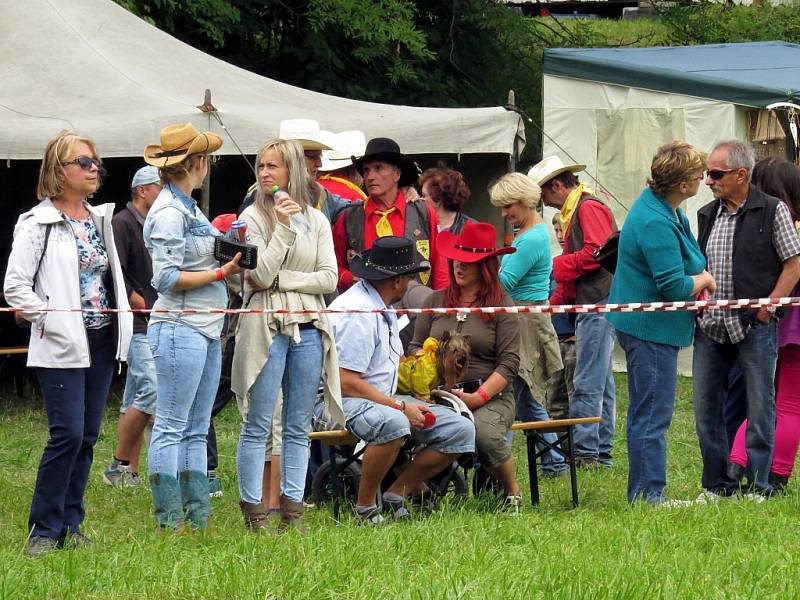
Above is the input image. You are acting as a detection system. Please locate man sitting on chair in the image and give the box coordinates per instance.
[328,236,475,524]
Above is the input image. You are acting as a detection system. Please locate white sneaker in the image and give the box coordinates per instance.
[740,492,766,504]
[659,490,729,508]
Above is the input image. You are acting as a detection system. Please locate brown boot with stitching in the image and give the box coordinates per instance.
[239,501,271,533]
[278,495,305,534]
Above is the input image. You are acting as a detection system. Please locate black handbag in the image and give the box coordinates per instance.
[214,237,258,270]
[593,230,620,274]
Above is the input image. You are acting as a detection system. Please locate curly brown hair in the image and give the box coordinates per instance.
[420,167,470,212]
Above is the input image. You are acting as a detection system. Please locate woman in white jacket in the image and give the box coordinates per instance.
[4,130,132,558]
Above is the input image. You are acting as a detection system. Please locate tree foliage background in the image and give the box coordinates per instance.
[114,0,800,163]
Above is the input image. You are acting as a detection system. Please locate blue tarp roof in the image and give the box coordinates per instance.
[543,41,800,107]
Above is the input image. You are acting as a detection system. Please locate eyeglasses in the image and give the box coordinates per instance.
[64,156,101,171]
[706,168,738,181]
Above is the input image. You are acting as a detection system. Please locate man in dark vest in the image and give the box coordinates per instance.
[694,140,800,498]
[333,137,448,293]
[529,156,618,468]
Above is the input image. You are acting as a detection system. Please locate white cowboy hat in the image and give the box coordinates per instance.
[278,118,334,151]
[319,130,367,173]
[527,156,586,186]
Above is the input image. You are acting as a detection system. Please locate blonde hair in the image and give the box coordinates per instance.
[489,172,541,209]
[649,141,707,197]
[37,130,102,200]
[253,138,314,236]
[159,154,205,185]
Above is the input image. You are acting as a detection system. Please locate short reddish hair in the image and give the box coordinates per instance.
[443,257,505,322]
[420,168,470,212]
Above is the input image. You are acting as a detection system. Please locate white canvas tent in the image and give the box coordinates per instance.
[0,0,524,160]
[542,42,800,231]
[542,42,800,374]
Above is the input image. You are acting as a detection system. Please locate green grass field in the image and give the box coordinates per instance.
[1,374,799,600]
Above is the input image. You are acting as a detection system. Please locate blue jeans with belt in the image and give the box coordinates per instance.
[569,311,617,464]
[29,327,115,539]
[617,331,679,504]
[147,321,221,476]
[237,327,323,504]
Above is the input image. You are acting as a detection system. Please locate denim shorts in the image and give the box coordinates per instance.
[120,332,157,416]
[343,395,475,455]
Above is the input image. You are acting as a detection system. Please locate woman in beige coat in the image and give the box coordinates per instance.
[232,138,343,532]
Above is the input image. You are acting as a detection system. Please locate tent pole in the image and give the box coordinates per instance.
[503,89,518,247]
[201,168,211,216]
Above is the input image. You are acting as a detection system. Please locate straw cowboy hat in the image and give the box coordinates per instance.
[320,130,367,173]
[144,123,223,167]
[438,221,515,264]
[349,236,431,281]
[527,156,586,186]
[278,119,334,151]
[352,137,420,187]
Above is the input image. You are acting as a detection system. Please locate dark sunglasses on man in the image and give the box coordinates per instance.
[706,168,739,181]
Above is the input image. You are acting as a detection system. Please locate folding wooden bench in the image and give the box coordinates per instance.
[308,429,362,516]
[511,416,602,508]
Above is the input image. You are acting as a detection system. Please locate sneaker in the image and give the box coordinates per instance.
[26,536,59,558]
[207,471,223,498]
[103,459,138,488]
[740,492,767,504]
[355,506,386,526]
[769,472,789,494]
[382,497,411,520]
[503,494,523,515]
[574,456,600,470]
[660,490,730,508]
[60,531,92,548]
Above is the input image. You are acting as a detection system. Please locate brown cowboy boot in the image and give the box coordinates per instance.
[239,501,271,533]
[277,495,306,534]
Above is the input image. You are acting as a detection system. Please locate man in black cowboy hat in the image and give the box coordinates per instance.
[327,237,475,524]
[332,137,447,293]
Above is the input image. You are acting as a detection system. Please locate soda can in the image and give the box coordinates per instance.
[230,220,248,243]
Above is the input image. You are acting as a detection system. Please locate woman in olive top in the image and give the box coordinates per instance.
[607,141,716,504]
[410,221,524,512]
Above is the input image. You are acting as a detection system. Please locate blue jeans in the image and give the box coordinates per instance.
[513,377,566,475]
[569,312,617,463]
[30,328,115,539]
[617,331,678,504]
[147,321,221,476]
[237,328,323,504]
[693,323,777,494]
[120,332,157,416]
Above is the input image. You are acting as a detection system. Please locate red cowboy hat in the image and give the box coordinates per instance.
[438,221,515,263]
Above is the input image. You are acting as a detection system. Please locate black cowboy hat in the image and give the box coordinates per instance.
[349,236,431,281]
[352,137,420,187]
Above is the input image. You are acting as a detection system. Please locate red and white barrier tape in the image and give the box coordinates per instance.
[4,297,800,316]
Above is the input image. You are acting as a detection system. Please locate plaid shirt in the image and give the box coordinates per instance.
[699,197,800,344]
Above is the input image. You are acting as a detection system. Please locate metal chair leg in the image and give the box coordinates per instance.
[526,432,540,506]
[567,426,579,508]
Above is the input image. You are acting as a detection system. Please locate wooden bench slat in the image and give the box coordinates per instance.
[0,347,28,356]
[309,430,359,446]
[511,416,602,432]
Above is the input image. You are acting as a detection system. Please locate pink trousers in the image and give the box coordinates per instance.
[730,344,800,477]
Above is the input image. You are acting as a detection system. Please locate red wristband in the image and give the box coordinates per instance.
[476,387,490,404]
[215,268,225,281]
[393,399,405,411]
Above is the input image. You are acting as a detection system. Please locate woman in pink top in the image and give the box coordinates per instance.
[729,157,800,492]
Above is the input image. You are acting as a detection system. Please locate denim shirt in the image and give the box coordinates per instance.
[143,184,227,338]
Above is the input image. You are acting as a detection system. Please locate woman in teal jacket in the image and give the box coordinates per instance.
[608,141,716,504]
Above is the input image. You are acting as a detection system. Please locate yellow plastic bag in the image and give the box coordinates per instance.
[397,337,440,400]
